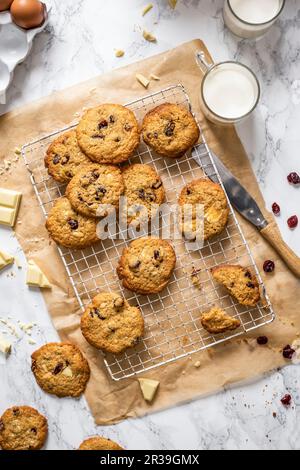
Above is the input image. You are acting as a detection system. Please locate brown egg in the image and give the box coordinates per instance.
[10,0,46,29]
[0,0,13,11]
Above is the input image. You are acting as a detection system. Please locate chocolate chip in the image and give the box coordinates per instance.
[31,427,37,434]
[0,420,4,432]
[282,345,295,360]
[164,120,175,137]
[153,132,158,139]
[108,326,116,333]
[65,171,73,179]
[61,155,70,165]
[152,180,162,189]
[124,123,132,132]
[247,282,255,289]
[109,115,115,124]
[68,219,79,230]
[245,271,252,279]
[53,363,64,375]
[114,137,121,142]
[186,188,192,195]
[12,408,20,416]
[53,154,60,165]
[153,250,160,260]
[98,120,108,130]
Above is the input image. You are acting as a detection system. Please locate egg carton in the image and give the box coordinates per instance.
[0,7,50,104]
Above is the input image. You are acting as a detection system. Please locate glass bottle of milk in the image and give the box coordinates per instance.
[223,0,285,39]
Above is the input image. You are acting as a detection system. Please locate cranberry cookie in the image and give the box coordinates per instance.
[142,103,200,158]
[76,104,140,164]
[117,237,176,294]
[81,292,144,354]
[122,163,165,225]
[211,265,261,307]
[66,163,124,218]
[79,436,123,450]
[46,197,99,249]
[178,179,229,241]
[44,130,91,184]
[0,406,48,451]
[31,343,90,398]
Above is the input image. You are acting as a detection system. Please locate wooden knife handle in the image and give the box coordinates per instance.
[260,221,300,278]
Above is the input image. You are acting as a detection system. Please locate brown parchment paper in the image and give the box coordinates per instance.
[1,40,299,425]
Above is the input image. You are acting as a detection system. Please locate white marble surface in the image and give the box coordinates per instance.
[0,0,299,451]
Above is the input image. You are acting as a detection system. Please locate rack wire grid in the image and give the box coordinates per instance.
[22,84,275,381]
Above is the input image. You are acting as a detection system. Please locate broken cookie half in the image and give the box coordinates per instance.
[201,306,241,335]
[211,264,260,307]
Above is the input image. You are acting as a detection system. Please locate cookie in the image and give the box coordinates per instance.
[122,164,165,225]
[178,179,229,241]
[46,197,99,249]
[0,406,48,451]
[142,103,200,158]
[31,342,90,398]
[117,237,176,294]
[201,306,241,334]
[79,436,123,451]
[81,292,144,354]
[44,130,91,184]
[76,104,140,164]
[66,163,124,218]
[211,265,261,307]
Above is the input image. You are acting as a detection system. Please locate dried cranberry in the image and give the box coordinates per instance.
[287,172,300,185]
[53,363,64,375]
[282,345,295,360]
[272,203,280,215]
[281,394,292,406]
[98,120,108,130]
[164,120,175,137]
[68,219,79,230]
[287,215,298,229]
[257,336,268,345]
[53,154,60,165]
[263,260,275,273]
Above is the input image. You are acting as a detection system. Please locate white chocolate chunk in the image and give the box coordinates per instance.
[150,73,160,81]
[0,250,14,271]
[142,3,153,16]
[0,333,11,355]
[138,378,159,402]
[0,188,22,227]
[136,73,150,88]
[143,30,157,42]
[62,366,73,377]
[26,260,51,289]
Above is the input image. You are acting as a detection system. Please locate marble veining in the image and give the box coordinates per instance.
[0,0,299,450]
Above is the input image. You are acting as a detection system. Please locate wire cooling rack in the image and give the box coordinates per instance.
[22,84,275,381]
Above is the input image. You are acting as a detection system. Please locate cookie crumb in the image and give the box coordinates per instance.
[143,30,157,42]
[142,3,153,16]
[194,361,201,368]
[115,49,125,58]
[136,73,150,88]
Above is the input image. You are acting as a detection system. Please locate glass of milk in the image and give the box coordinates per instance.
[223,0,285,39]
[197,52,260,125]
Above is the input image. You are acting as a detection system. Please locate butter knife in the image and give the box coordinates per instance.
[211,152,300,278]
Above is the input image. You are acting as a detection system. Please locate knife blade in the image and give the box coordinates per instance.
[210,151,268,230]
